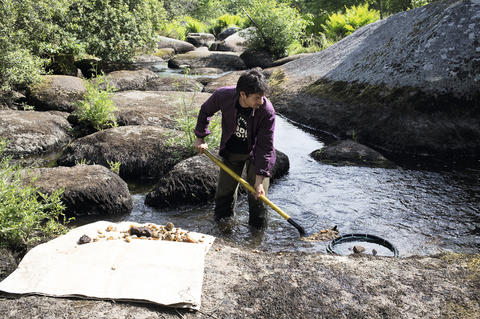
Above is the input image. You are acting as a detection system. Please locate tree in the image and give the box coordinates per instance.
[244,0,307,59]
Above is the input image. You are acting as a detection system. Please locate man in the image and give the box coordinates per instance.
[193,69,276,229]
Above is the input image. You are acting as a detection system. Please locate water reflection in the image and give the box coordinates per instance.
[122,115,480,257]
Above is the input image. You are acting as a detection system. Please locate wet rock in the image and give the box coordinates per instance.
[26,75,87,112]
[111,90,211,128]
[168,47,246,71]
[203,71,243,93]
[145,149,289,207]
[21,165,132,218]
[353,245,366,254]
[145,154,219,208]
[101,69,158,92]
[186,33,215,48]
[57,125,193,181]
[310,140,396,168]
[0,109,72,161]
[157,36,195,54]
[145,77,204,92]
[240,49,274,69]
[271,150,289,181]
[270,1,480,161]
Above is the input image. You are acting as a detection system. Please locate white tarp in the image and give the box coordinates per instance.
[0,221,215,310]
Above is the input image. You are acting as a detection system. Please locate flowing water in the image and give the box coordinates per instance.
[121,115,480,257]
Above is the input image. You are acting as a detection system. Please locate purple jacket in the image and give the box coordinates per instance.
[194,86,276,177]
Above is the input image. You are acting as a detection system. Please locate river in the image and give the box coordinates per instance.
[122,113,480,257]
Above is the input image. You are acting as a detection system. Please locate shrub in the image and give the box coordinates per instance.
[0,0,167,92]
[188,0,226,21]
[0,141,70,249]
[168,75,221,151]
[184,16,208,34]
[160,20,188,40]
[209,14,248,36]
[0,0,45,91]
[244,0,307,59]
[66,0,167,62]
[75,75,118,131]
[322,4,380,42]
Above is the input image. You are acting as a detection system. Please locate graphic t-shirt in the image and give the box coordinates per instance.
[225,102,252,154]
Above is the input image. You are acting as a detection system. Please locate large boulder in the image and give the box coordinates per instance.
[157,36,195,54]
[203,71,243,93]
[74,59,139,79]
[217,27,239,41]
[186,33,216,48]
[0,110,72,161]
[57,126,193,181]
[271,53,313,67]
[111,90,211,128]
[210,27,254,53]
[145,149,289,208]
[22,165,132,218]
[269,0,480,161]
[103,69,158,92]
[0,90,27,110]
[144,154,219,208]
[26,75,87,112]
[168,47,246,72]
[240,49,274,69]
[310,140,396,168]
[145,76,204,92]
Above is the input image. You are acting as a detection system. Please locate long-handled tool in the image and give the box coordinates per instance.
[203,149,306,236]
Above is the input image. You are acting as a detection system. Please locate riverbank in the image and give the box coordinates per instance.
[1,239,479,318]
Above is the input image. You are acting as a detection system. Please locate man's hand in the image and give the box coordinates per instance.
[253,175,265,199]
[194,137,208,153]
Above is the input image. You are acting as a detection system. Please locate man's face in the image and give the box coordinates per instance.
[240,92,264,110]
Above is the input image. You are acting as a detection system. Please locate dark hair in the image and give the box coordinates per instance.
[236,68,269,96]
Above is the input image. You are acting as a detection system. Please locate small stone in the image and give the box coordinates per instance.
[165,222,174,231]
[372,249,378,256]
[353,245,366,254]
[77,235,91,245]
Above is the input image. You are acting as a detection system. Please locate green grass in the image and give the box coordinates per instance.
[0,140,71,249]
[75,74,118,131]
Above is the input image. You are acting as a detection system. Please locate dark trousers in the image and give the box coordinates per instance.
[214,151,270,228]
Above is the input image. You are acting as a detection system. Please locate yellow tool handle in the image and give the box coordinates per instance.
[203,149,290,220]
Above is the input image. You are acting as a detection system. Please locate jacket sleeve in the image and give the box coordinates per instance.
[254,108,276,177]
[194,90,220,138]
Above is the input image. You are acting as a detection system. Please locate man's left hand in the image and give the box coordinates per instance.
[253,175,265,199]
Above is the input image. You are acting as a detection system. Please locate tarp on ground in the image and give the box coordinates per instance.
[0,221,215,310]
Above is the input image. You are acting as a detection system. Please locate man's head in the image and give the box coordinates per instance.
[236,69,269,109]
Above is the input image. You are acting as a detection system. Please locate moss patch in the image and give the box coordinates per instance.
[153,48,174,58]
[268,69,287,96]
[441,252,480,283]
[303,78,478,114]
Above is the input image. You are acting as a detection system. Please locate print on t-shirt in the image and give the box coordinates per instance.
[235,113,248,141]
[226,105,251,154]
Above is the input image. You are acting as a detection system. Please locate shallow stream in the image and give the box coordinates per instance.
[121,115,480,257]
